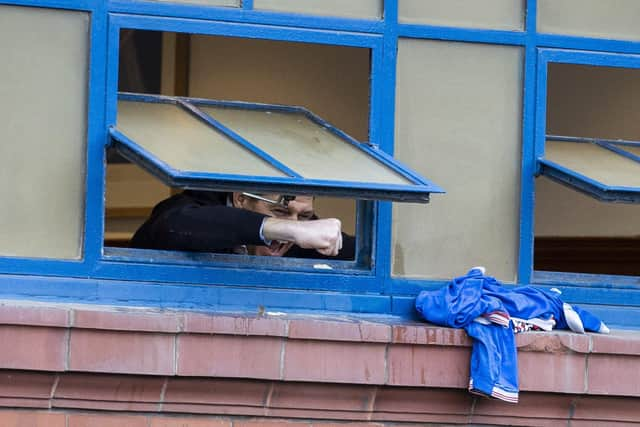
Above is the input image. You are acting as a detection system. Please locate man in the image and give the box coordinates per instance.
[130,190,355,260]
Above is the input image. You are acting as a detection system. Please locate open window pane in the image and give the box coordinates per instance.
[116,100,286,177]
[539,61,640,203]
[544,140,640,188]
[0,5,88,259]
[198,105,412,185]
[112,95,440,202]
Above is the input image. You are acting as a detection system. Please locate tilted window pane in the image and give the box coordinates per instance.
[0,6,88,259]
[399,0,524,31]
[199,106,412,185]
[117,101,286,177]
[393,39,523,282]
[538,0,640,41]
[253,0,382,19]
[546,141,640,188]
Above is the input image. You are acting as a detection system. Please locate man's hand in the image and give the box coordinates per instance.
[262,218,343,256]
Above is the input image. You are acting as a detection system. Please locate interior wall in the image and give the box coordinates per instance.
[188,35,373,234]
[537,63,640,237]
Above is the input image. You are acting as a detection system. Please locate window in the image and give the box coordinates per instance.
[534,50,640,279]
[97,15,443,291]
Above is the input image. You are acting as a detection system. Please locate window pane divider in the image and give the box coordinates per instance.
[177,99,303,178]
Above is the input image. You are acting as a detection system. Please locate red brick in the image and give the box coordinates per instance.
[161,403,266,416]
[518,351,586,393]
[283,340,386,384]
[0,304,69,327]
[69,330,174,375]
[470,415,566,427]
[0,326,66,371]
[591,331,640,355]
[0,372,56,399]
[234,420,309,427]
[516,331,590,354]
[183,313,287,337]
[0,397,52,409]
[587,354,640,396]
[572,395,640,422]
[386,344,469,387]
[391,323,471,346]
[150,416,231,427]
[311,424,384,427]
[73,308,181,333]
[54,373,164,407]
[265,408,368,421]
[568,422,636,427]
[68,413,148,427]
[177,335,281,379]
[288,318,389,343]
[372,412,470,424]
[373,387,471,415]
[164,378,269,406]
[473,392,572,418]
[0,410,65,427]
[269,382,372,411]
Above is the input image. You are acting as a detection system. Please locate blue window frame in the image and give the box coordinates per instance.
[535,49,640,204]
[110,93,441,203]
[3,0,640,327]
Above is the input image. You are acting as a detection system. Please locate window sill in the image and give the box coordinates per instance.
[0,299,637,424]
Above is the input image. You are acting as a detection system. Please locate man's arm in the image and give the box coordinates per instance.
[131,199,267,252]
[262,217,343,256]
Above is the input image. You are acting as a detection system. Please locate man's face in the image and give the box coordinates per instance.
[233,193,314,256]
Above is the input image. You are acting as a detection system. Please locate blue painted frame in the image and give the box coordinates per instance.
[534,49,640,203]
[3,0,640,327]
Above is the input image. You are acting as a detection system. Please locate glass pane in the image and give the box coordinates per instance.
[538,0,640,41]
[253,0,382,19]
[0,5,88,259]
[546,141,640,188]
[199,106,412,185]
[393,39,523,282]
[116,101,286,177]
[399,0,524,31]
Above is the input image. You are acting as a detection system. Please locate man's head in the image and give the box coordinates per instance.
[232,192,315,256]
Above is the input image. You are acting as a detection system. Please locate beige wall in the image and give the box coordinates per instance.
[393,39,523,282]
[537,63,640,237]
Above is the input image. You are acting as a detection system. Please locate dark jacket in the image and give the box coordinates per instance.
[130,191,355,260]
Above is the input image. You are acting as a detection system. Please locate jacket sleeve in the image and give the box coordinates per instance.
[131,202,268,252]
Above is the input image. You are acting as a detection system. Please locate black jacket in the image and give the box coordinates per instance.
[130,191,355,260]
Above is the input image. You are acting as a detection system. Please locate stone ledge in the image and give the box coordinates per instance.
[0,373,637,425]
[0,300,638,397]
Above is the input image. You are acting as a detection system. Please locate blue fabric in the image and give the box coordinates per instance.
[466,321,518,399]
[414,268,606,402]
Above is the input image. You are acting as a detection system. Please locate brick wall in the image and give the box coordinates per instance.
[0,300,637,425]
